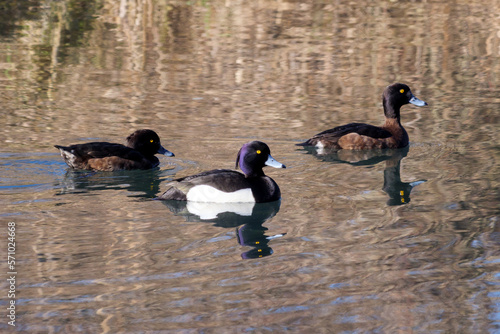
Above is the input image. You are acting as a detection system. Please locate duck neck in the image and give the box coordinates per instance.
[383,115,409,147]
[240,162,264,178]
[383,117,402,129]
[243,168,265,178]
[383,96,401,123]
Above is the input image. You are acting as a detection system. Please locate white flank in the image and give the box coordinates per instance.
[60,150,78,168]
[186,201,255,219]
[315,141,325,155]
[186,185,255,203]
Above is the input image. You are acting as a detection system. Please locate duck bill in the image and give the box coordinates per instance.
[158,145,175,157]
[265,154,286,169]
[409,95,428,107]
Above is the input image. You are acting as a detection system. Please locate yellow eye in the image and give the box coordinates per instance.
[256,150,261,154]
[150,139,154,143]
[400,89,405,93]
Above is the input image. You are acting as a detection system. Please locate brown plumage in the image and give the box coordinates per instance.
[55,129,174,171]
[297,83,428,150]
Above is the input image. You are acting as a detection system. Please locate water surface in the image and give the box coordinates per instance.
[0,0,499,332]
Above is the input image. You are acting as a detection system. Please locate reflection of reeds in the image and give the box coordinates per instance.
[3,1,498,143]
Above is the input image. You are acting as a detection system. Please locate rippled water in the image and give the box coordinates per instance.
[0,0,499,333]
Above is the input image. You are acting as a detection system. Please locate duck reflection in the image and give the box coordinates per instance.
[161,200,284,259]
[55,168,168,198]
[299,146,425,205]
[382,154,426,206]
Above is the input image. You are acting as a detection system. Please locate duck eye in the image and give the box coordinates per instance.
[400,89,405,93]
[256,150,261,154]
[150,139,154,143]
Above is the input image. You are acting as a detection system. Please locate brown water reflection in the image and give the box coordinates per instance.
[0,0,499,332]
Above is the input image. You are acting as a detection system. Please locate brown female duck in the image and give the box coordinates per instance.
[297,83,428,150]
[55,129,174,171]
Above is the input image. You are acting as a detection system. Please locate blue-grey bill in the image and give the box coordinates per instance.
[265,154,286,168]
[158,146,175,157]
[409,180,426,187]
[409,95,428,107]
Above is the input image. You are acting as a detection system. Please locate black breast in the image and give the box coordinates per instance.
[249,176,281,203]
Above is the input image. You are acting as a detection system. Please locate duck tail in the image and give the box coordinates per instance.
[54,145,67,151]
[295,140,313,146]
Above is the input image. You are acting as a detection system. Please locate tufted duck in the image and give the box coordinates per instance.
[157,141,285,203]
[55,129,174,171]
[297,83,427,150]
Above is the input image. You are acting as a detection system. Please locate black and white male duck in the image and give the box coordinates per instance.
[157,141,285,203]
[55,129,174,171]
[297,83,428,150]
